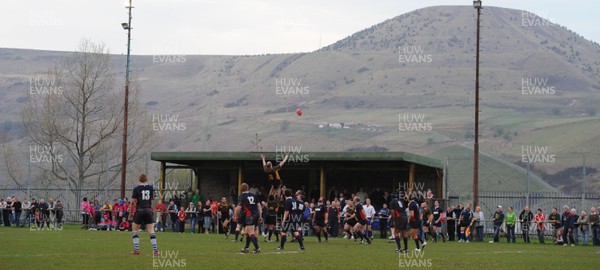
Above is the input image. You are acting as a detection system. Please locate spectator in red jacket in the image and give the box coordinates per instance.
[155,200,167,232]
[177,206,186,233]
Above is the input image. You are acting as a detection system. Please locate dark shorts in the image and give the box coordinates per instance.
[395,215,408,230]
[357,219,367,226]
[434,222,442,228]
[409,219,421,229]
[314,219,326,228]
[244,214,259,226]
[460,222,470,228]
[266,215,277,225]
[346,219,357,227]
[133,209,153,225]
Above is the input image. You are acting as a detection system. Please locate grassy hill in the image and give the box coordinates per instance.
[1,5,599,194]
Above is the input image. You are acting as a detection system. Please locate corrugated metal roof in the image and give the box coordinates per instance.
[150,151,443,169]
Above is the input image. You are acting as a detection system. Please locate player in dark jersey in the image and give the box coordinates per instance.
[312,196,329,242]
[432,200,445,243]
[261,154,288,196]
[234,183,262,254]
[218,197,232,239]
[409,196,427,251]
[391,196,409,253]
[277,189,306,251]
[421,202,433,242]
[352,197,371,245]
[458,203,473,243]
[343,201,357,239]
[129,174,159,256]
[264,194,279,242]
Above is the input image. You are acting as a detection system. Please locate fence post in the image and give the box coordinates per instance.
[582,154,586,210]
[526,161,530,207]
[27,155,32,199]
[444,156,449,209]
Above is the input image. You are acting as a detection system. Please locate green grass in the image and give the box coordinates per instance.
[0,225,598,270]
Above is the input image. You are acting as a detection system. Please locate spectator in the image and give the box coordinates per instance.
[81,197,90,229]
[100,201,112,222]
[561,206,574,246]
[378,203,390,239]
[13,197,22,227]
[3,197,12,226]
[0,198,4,225]
[327,186,338,202]
[55,200,64,228]
[590,207,599,246]
[505,207,516,243]
[39,199,50,229]
[196,201,204,234]
[548,208,561,242]
[119,217,130,231]
[364,199,376,240]
[29,198,38,228]
[554,228,564,245]
[534,208,546,244]
[572,210,580,245]
[47,197,55,227]
[203,199,213,234]
[490,205,504,243]
[356,187,367,203]
[177,206,186,233]
[92,199,102,227]
[20,198,31,228]
[192,189,203,209]
[210,199,219,233]
[472,206,484,242]
[577,210,589,246]
[519,206,533,243]
[167,200,178,232]
[185,202,197,234]
[446,206,456,241]
[329,200,340,237]
[155,200,167,232]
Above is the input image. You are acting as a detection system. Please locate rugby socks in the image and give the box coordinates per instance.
[296,233,305,249]
[235,231,240,241]
[280,233,287,249]
[132,232,140,251]
[250,234,259,250]
[268,229,273,241]
[324,231,328,241]
[395,236,402,250]
[414,239,420,249]
[461,232,466,241]
[403,237,408,249]
[244,234,251,249]
[316,231,322,242]
[150,233,158,251]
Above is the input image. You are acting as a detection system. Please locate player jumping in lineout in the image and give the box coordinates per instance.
[261,154,288,196]
[129,174,159,256]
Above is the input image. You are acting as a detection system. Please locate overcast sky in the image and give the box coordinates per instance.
[2,0,599,55]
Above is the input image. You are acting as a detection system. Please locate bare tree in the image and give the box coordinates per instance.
[13,39,157,207]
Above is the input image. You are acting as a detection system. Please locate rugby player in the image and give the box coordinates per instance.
[129,174,159,256]
[458,203,473,243]
[421,201,433,242]
[234,183,263,254]
[391,195,409,253]
[277,189,306,251]
[312,196,329,242]
[343,201,357,239]
[432,200,445,243]
[217,197,232,238]
[261,154,288,196]
[408,196,427,251]
[353,197,372,245]
[264,194,279,242]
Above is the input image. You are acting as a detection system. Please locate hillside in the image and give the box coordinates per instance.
[1,5,599,195]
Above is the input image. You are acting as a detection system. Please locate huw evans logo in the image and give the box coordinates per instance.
[521,77,556,95]
[275,145,309,164]
[398,114,432,132]
[275,78,309,95]
[29,145,64,164]
[152,114,187,132]
[152,45,187,63]
[29,76,63,95]
[521,145,556,165]
[521,10,553,27]
[398,46,432,64]
[398,182,427,199]
[153,250,186,268]
[398,250,432,268]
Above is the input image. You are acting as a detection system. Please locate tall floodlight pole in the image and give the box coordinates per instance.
[121,0,133,199]
[473,0,482,207]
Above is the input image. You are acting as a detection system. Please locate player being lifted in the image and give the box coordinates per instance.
[312,196,329,242]
[129,174,159,256]
[277,189,306,251]
[234,183,263,254]
[261,154,288,196]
